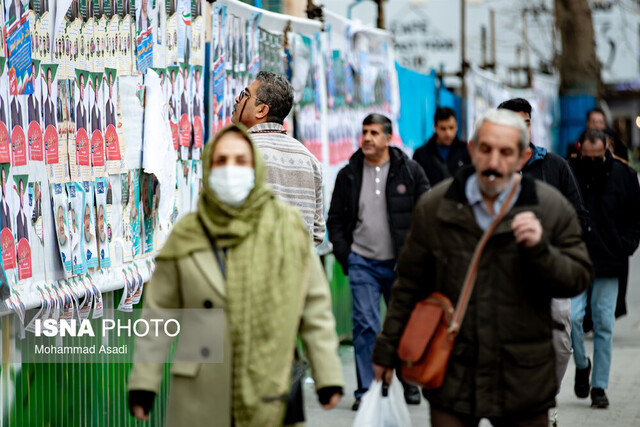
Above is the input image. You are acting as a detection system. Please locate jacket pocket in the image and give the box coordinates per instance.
[500,341,556,414]
[171,362,201,378]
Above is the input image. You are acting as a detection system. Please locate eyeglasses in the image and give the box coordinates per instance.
[237,88,254,102]
[237,88,263,104]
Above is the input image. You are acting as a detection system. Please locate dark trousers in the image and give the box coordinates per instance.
[348,252,418,399]
[430,406,549,427]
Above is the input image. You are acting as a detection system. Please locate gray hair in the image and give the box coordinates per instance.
[255,71,294,124]
[470,109,529,152]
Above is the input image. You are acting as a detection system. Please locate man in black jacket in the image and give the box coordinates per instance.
[413,107,470,186]
[499,98,589,395]
[327,113,430,409]
[569,129,640,409]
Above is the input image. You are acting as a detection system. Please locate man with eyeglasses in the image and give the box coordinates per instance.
[231,71,325,247]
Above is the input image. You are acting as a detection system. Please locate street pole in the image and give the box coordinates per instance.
[522,9,532,87]
[376,0,385,29]
[490,8,496,68]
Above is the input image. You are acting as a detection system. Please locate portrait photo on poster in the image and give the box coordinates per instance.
[51,183,72,274]
[66,181,86,274]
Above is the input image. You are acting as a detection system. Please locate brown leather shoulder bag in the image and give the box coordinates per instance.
[397,174,521,389]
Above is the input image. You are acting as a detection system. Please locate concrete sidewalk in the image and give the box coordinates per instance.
[303,252,640,426]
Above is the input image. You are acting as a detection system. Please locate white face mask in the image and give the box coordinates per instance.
[208,166,255,208]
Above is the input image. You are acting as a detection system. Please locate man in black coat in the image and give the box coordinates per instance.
[569,129,640,409]
[327,113,430,409]
[413,107,470,186]
[499,98,590,393]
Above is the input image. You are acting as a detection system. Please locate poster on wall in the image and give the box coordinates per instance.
[81,180,98,269]
[66,181,86,274]
[247,12,261,78]
[41,63,59,165]
[94,176,111,267]
[24,180,45,280]
[13,173,30,280]
[10,92,27,167]
[51,182,72,275]
[178,63,191,158]
[135,0,153,74]
[152,0,167,68]
[27,60,44,162]
[74,68,91,180]
[0,58,11,164]
[89,71,106,173]
[4,0,33,95]
[191,64,202,157]
[0,164,16,270]
[211,3,226,133]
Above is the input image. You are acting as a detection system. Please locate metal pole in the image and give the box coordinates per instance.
[481,26,487,67]
[377,0,385,29]
[522,10,530,87]
[490,8,496,67]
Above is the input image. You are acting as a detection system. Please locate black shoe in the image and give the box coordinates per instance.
[574,359,591,398]
[590,388,609,409]
[351,398,361,411]
[404,385,421,405]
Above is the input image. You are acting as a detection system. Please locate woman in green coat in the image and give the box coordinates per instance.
[128,124,344,426]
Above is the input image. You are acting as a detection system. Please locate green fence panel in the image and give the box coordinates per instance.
[0,288,171,427]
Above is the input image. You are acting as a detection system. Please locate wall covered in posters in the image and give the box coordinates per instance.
[0,0,400,332]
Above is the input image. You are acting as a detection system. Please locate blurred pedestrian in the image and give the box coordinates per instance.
[373,109,593,426]
[568,129,640,409]
[499,97,589,391]
[413,107,470,187]
[128,124,343,426]
[327,113,429,410]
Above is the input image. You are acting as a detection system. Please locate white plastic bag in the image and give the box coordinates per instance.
[352,379,413,427]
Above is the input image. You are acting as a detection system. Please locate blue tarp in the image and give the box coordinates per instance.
[395,63,436,152]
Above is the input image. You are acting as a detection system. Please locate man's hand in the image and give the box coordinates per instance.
[511,211,542,248]
[321,393,342,410]
[131,405,150,421]
[373,363,394,384]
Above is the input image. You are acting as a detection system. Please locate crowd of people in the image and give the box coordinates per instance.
[127,71,640,426]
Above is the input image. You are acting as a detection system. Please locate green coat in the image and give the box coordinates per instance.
[128,248,344,427]
[373,170,594,418]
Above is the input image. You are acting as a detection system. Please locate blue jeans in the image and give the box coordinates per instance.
[570,277,618,389]
[348,252,396,399]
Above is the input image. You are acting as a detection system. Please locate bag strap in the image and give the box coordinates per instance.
[448,173,522,336]
[197,216,226,279]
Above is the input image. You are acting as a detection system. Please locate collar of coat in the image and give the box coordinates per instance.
[424,135,467,155]
[439,165,540,236]
[347,145,408,172]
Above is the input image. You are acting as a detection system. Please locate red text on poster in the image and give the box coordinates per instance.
[91,130,105,167]
[193,116,203,148]
[171,121,179,150]
[105,124,121,160]
[17,238,31,280]
[0,122,11,163]
[28,122,44,161]
[44,125,59,164]
[76,128,91,166]
[11,127,27,166]
[1,228,16,269]
[179,114,191,147]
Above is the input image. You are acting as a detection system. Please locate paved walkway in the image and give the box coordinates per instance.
[303,252,640,426]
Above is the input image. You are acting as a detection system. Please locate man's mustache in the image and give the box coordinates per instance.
[481,169,503,178]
